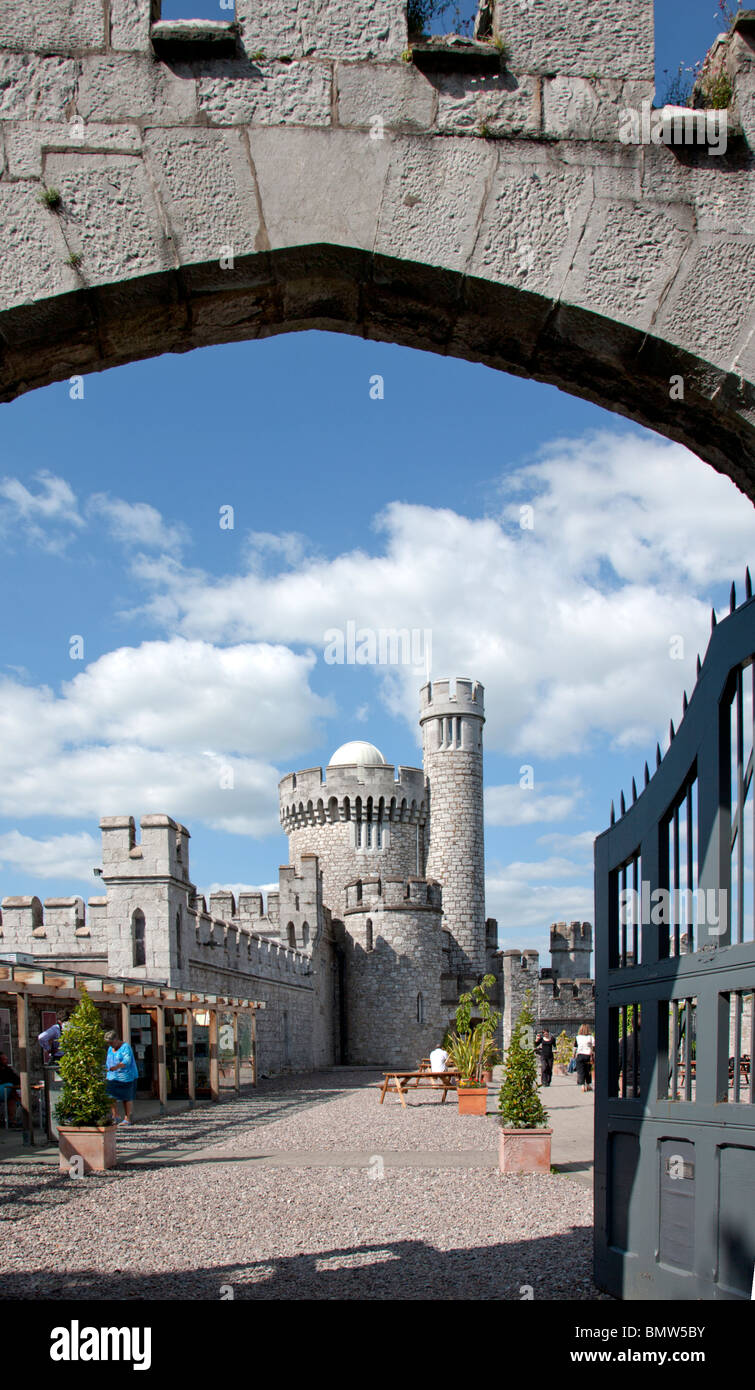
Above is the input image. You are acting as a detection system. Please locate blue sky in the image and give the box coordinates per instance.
[0,0,752,963]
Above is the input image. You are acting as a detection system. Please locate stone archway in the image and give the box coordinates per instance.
[0,0,753,489]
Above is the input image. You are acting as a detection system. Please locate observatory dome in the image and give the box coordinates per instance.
[329,741,386,768]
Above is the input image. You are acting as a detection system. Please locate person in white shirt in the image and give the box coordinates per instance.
[573,1025,595,1092]
[429,1046,449,1074]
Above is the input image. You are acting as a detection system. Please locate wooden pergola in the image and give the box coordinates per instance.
[0,961,266,1145]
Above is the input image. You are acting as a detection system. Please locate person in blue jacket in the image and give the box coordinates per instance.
[104,1029,139,1126]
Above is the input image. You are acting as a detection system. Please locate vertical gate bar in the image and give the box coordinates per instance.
[634,1003,640,1099]
[733,990,742,1103]
[673,805,680,956]
[684,1000,692,1102]
[738,668,745,944]
[621,864,627,967]
[686,782,694,951]
[671,1002,679,1101]
[749,992,754,1104]
[621,1005,627,1098]
[632,855,639,964]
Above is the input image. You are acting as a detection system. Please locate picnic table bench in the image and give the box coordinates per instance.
[379,1069,458,1107]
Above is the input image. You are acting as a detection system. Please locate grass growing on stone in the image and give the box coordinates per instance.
[38,187,62,211]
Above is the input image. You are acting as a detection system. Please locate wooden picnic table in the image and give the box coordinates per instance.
[379,1069,458,1108]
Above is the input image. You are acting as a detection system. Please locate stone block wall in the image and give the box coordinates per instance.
[492,0,654,81]
[0,894,110,962]
[342,876,444,1065]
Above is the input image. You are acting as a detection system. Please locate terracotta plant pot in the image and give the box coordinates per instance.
[58,1123,117,1174]
[498,1126,553,1174]
[482,1069,494,1083]
[457,1085,488,1115]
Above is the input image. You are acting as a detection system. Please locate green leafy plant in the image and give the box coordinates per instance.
[248,49,265,61]
[448,974,501,1084]
[498,991,549,1130]
[554,1030,573,1066]
[401,47,413,62]
[446,1028,484,1084]
[66,251,83,269]
[56,988,111,1128]
[38,187,62,211]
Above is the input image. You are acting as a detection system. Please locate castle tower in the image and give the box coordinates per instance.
[279,742,427,922]
[100,814,194,986]
[420,677,486,976]
[342,875,444,1065]
[549,921,593,981]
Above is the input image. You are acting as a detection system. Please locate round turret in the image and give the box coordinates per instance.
[420,677,486,975]
[279,760,427,921]
[342,875,444,1065]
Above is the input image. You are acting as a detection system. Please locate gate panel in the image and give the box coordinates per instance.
[594,585,755,1300]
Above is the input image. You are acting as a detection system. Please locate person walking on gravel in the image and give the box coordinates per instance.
[104,1029,139,1126]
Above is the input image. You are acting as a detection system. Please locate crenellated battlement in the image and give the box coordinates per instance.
[551,920,593,950]
[344,876,442,914]
[100,813,192,884]
[0,894,109,952]
[279,764,426,832]
[187,903,312,979]
[419,677,485,723]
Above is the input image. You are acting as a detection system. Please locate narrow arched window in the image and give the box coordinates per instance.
[176,909,182,970]
[365,919,373,952]
[132,909,146,967]
[287,922,296,948]
[417,992,424,1024]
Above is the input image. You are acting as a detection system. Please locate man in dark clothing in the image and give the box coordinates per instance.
[535,1030,555,1087]
[0,1052,21,1125]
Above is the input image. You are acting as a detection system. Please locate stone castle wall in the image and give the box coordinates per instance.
[502,922,596,1046]
[342,877,444,1066]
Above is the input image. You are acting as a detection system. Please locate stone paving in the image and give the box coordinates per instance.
[0,1069,602,1300]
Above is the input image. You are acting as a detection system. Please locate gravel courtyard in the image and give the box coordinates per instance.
[0,1069,604,1300]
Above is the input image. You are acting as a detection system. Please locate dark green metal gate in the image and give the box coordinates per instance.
[594,580,755,1299]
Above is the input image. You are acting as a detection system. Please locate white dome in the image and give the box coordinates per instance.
[329,740,386,768]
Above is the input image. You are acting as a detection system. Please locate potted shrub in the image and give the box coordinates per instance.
[554,1030,572,1076]
[498,991,552,1173]
[447,974,501,1115]
[56,987,117,1173]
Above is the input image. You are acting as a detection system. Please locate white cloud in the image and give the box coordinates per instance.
[0,830,99,882]
[485,782,583,826]
[88,494,189,554]
[0,640,333,835]
[485,862,594,942]
[537,830,597,857]
[0,471,83,552]
[126,430,755,759]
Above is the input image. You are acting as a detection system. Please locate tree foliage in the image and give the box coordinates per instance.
[498,991,549,1130]
[56,988,111,1128]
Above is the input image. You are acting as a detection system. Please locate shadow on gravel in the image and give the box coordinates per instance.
[1,1231,607,1300]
